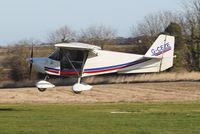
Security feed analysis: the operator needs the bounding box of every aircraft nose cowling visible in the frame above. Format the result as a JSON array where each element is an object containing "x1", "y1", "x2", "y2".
[{"x1": 27, "y1": 57, "x2": 47, "y2": 74}]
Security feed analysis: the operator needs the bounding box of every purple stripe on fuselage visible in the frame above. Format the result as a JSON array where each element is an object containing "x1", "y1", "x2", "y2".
[
  {"x1": 45, "y1": 58, "x2": 151, "y2": 74},
  {"x1": 84, "y1": 58, "x2": 150, "y2": 72}
]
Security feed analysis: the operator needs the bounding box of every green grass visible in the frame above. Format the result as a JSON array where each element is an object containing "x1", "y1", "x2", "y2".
[{"x1": 0, "y1": 103, "x2": 200, "y2": 134}]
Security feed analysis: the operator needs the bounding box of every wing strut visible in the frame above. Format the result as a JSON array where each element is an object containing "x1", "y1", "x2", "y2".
[{"x1": 65, "y1": 54, "x2": 81, "y2": 77}]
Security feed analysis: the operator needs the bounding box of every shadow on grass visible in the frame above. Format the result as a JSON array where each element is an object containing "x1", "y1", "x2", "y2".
[
  {"x1": 0, "y1": 108, "x2": 31, "y2": 112},
  {"x1": 0, "y1": 108, "x2": 17, "y2": 111}
]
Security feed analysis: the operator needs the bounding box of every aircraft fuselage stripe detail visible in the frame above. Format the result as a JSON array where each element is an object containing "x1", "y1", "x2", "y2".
[
  {"x1": 45, "y1": 58, "x2": 151, "y2": 75},
  {"x1": 84, "y1": 58, "x2": 150, "y2": 74}
]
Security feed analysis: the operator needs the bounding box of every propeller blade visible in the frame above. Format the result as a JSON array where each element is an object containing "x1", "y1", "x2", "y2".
[
  {"x1": 29, "y1": 63, "x2": 33, "y2": 79},
  {"x1": 29, "y1": 44, "x2": 34, "y2": 79},
  {"x1": 31, "y1": 44, "x2": 33, "y2": 58}
]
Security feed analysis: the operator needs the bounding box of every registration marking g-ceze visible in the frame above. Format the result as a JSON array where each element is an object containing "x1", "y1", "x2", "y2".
[{"x1": 151, "y1": 43, "x2": 171, "y2": 56}]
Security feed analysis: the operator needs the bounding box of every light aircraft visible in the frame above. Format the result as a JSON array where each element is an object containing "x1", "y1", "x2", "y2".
[{"x1": 27, "y1": 34, "x2": 175, "y2": 93}]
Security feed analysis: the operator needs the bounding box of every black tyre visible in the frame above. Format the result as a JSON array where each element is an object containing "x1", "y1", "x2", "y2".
[
  {"x1": 38, "y1": 88, "x2": 47, "y2": 92},
  {"x1": 73, "y1": 91, "x2": 82, "y2": 94}
]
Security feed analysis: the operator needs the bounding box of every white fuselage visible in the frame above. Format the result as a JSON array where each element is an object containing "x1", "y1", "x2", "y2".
[{"x1": 29, "y1": 49, "x2": 161, "y2": 77}]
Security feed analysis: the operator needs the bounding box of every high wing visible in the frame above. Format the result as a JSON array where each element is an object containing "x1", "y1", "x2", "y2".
[{"x1": 55, "y1": 42, "x2": 101, "y2": 51}]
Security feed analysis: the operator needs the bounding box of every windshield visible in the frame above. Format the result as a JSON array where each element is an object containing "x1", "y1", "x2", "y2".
[{"x1": 48, "y1": 48, "x2": 60, "y2": 61}]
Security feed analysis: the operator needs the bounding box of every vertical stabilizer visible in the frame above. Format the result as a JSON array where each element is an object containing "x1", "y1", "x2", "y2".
[{"x1": 145, "y1": 34, "x2": 175, "y2": 71}]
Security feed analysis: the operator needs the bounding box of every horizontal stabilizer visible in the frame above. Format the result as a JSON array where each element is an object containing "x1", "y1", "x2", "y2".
[{"x1": 143, "y1": 55, "x2": 162, "y2": 59}]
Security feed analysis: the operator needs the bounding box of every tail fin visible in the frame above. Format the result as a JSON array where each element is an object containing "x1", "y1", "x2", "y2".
[{"x1": 145, "y1": 34, "x2": 175, "y2": 71}]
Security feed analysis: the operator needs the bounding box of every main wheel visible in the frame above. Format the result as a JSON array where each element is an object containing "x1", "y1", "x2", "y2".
[
  {"x1": 73, "y1": 91, "x2": 82, "y2": 94},
  {"x1": 38, "y1": 88, "x2": 47, "y2": 92}
]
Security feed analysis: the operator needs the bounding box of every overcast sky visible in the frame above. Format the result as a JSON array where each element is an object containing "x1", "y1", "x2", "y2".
[{"x1": 0, "y1": 0, "x2": 182, "y2": 45}]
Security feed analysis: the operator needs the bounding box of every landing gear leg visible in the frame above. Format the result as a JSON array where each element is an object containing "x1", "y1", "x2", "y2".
[
  {"x1": 73, "y1": 77, "x2": 82, "y2": 94},
  {"x1": 44, "y1": 75, "x2": 49, "y2": 81}
]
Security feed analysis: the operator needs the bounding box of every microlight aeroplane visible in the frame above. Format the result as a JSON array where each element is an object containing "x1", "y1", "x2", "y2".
[{"x1": 27, "y1": 34, "x2": 175, "y2": 93}]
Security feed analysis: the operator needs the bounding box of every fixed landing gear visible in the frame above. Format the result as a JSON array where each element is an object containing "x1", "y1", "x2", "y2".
[
  {"x1": 36, "y1": 76, "x2": 92, "y2": 93},
  {"x1": 36, "y1": 75, "x2": 55, "y2": 92},
  {"x1": 72, "y1": 77, "x2": 92, "y2": 94}
]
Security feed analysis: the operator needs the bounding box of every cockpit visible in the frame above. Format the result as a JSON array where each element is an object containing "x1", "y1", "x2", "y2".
[{"x1": 48, "y1": 48, "x2": 87, "y2": 71}]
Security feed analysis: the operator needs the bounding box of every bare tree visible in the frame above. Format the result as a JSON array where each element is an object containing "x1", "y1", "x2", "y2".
[
  {"x1": 182, "y1": 0, "x2": 200, "y2": 70},
  {"x1": 182, "y1": 0, "x2": 200, "y2": 35},
  {"x1": 131, "y1": 11, "x2": 179, "y2": 37},
  {"x1": 79, "y1": 25, "x2": 117, "y2": 49},
  {"x1": 48, "y1": 25, "x2": 76, "y2": 43}
]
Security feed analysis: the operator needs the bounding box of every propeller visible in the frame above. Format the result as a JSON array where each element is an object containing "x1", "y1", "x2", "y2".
[{"x1": 29, "y1": 45, "x2": 34, "y2": 79}]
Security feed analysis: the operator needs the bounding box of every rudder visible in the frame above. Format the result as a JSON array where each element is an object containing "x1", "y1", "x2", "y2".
[{"x1": 145, "y1": 34, "x2": 175, "y2": 71}]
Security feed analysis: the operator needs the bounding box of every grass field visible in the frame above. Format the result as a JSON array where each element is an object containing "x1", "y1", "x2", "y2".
[{"x1": 0, "y1": 103, "x2": 200, "y2": 134}]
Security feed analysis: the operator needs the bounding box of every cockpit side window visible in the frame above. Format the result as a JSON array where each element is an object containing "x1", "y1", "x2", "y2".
[
  {"x1": 48, "y1": 48, "x2": 60, "y2": 61},
  {"x1": 60, "y1": 49, "x2": 87, "y2": 71}
]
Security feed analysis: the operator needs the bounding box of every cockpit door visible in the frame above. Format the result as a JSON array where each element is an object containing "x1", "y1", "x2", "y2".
[{"x1": 60, "y1": 48, "x2": 88, "y2": 76}]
